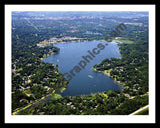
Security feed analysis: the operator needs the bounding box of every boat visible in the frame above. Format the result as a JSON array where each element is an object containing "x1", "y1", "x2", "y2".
[{"x1": 88, "y1": 75, "x2": 93, "y2": 78}]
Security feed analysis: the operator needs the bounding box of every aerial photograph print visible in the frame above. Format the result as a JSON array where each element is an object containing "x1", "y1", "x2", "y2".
[{"x1": 5, "y1": 4, "x2": 156, "y2": 123}]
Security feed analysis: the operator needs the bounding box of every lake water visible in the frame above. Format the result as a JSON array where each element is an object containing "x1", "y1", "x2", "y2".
[{"x1": 43, "y1": 41, "x2": 122, "y2": 97}]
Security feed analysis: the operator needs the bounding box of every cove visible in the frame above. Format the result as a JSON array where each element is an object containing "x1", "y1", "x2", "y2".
[{"x1": 43, "y1": 41, "x2": 123, "y2": 97}]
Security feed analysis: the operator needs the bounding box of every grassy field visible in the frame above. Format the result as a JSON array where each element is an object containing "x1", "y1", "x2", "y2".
[
  {"x1": 104, "y1": 69, "x2": 112, "y2": 76},
  {"x1": 113, "y1": 39, "x2": 134, "y2": 44},
  {"x1": 50, "y1": 94, "x2": 62, "y2": 101}
]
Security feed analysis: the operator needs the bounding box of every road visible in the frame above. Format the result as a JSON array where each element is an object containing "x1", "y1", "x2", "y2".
[
  {"x1": 129, "y1": 105, "x2": 149, "y2": 115},
  {"x1": 13, "y1": 93, "x2": 53, "y2": 115}
]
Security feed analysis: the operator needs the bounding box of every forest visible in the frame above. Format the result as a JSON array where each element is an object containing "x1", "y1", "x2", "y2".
[
  {"x1": 12, "y1": 11, "x2": 149, "y2": 115},
  {"x1": 21, "y1": 91, "x2": 148, "y2": 115},
  {"x1": 93, "y1": 38, "x2": 148, "y2": 96},
  {"x1": 20, "y1": 30, "x2": 149, "y2": 115}
]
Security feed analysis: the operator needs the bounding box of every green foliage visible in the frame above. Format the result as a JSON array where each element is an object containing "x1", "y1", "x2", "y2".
[
  {"x1": 135, "y1": 107, "x2": 149, "y2": 115},
  {"x1": 94, "y1": 35, "x2": 148, "y2": 96},
  {"x1": 12, "y1": 12, "x2": 148, "y2": 115},
  {"x1": 21, "y1": 92, "x2": 129, "y2": 115},
  {"x1": 110, "y1": 95, "x2": 148, "y2": 115}
]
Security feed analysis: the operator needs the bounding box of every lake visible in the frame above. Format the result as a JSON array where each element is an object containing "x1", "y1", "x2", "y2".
[{"x1": 43, "y1": 41, "x2": 123, "y2": 97}]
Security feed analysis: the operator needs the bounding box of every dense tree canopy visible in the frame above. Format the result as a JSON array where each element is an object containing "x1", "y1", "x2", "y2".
[{"x1": 12, "y1": 11, "x2": 148, "y2": 115}]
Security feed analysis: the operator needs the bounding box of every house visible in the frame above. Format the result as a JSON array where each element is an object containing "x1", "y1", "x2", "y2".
[
  {"x1": 124, "y1": 93, "x2": 130, "y2": 98},
  {"x1": 19, "y1": 99, "x2": 26, "y2": 103}
]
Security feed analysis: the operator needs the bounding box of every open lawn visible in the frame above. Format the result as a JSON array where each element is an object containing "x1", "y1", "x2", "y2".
[
  {"x1": 113, "y1": 39, "x2": 134, "y2": 44},
  {"x1": 50, "y1": 94, "x2": 62, "y2": 101}
]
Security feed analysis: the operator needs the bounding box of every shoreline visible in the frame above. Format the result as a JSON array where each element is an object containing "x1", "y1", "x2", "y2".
[
  {"x1": 92, "y1": 68, "x2": 125, "y2": 87},
  {"x1": 112, "y1": 39, "x2": 134, "y2": 44},
  {"x1": 40, "y1": 51, "x2": 58, "y2": 61},
  {"x1": 13, "y1": 51, "x2": 67, "y2": 115}
]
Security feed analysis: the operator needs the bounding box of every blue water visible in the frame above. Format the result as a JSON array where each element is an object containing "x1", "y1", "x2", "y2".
[{"x1": 43, "y1": 41, "x2": 122, "y2": 96}]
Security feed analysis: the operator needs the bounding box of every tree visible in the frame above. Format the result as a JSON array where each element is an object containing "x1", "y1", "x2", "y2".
[{"x1": 107, "y1": 90, "x2": 117, "y2": 97}]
